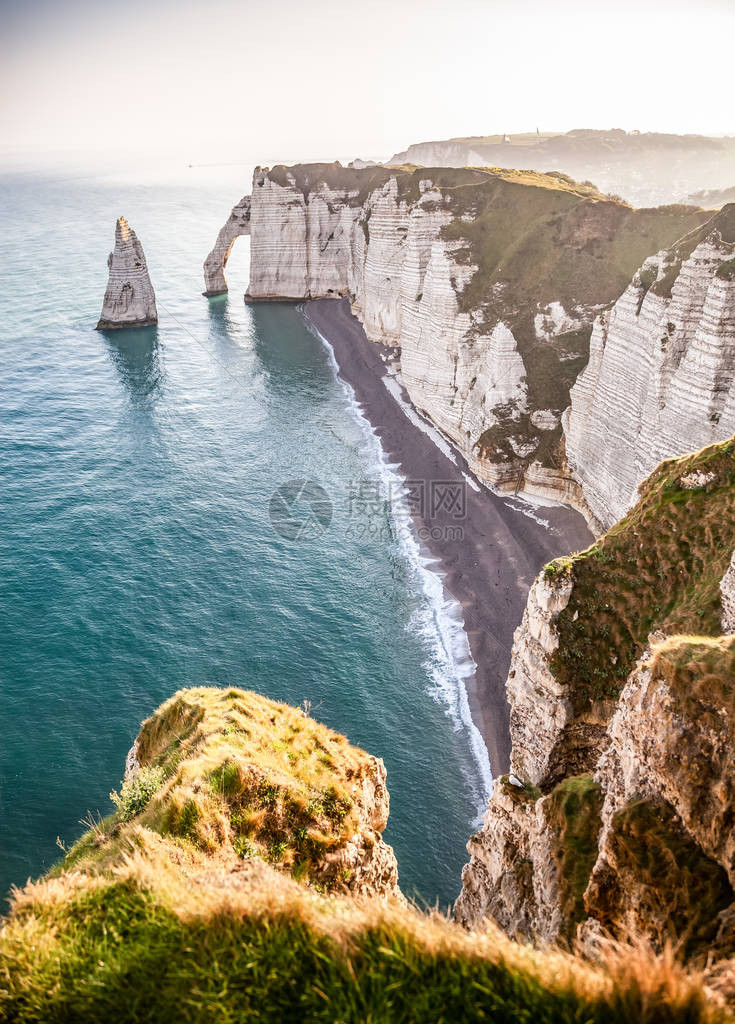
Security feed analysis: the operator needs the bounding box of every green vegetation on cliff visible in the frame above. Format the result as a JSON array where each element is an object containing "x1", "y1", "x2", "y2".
[
  {"x1": 1, "y1": 686, "x2": 729, "y2": 1023},
  {"x1": 261, "y1": 160, "x2": 711, "y2": 476},
  {"x1": 545, "y1": 775, "x2": 604, "y2": 932},
  {"x1": 650, "y1": 203, "x2": 735, "y2": 297},
  {"x1": 545, "y1": 438, "x2": 735, "y2": 709},
  {"x1": 58, "y1": 687, "x2": 392, "y2": 894},
  {"x1": 3, "y1": 865, "x2": 729, "y2": 1024},
  {"x1": 529, "y1": 443, "x2": 735, "y2": 964}
]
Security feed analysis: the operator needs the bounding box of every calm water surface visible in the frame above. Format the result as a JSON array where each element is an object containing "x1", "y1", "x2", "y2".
[{"x1": 0, "y1": 163, "x2": 486, "y2": 906}]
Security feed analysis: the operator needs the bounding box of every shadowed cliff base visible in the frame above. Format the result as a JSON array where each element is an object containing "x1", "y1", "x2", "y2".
[{"x1": 304, "y1": 297, "x2": 593, "y2": 776}]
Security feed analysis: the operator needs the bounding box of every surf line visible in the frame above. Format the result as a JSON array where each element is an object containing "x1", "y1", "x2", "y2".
[{"x1": 302, "y1": 311, "x2": 493, "y2": 817}]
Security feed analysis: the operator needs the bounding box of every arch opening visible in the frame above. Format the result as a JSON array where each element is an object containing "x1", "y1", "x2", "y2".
[{"x1": 202, "y1": 195, "x2": 251, "y2": 296}]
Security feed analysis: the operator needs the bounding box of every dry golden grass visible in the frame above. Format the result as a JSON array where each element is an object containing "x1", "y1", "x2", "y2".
[
  {"x1": 2, "y1": 851, "x2": 731, "y2": 1023},
  {"x1": 2, "y1": 684, "x2": 732, "y2": 1021},
  {"x1": 59, "y1": 686, "x2": 387, "y2": 889}
]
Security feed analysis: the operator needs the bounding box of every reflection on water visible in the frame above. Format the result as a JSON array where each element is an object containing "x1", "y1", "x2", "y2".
[{"x1": 101, "y1": 326, "x2": 162, "y2": 401}]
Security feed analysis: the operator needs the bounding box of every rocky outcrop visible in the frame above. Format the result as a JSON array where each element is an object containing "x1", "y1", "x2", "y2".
[
  {"x1": 585, "y1": 636, "x2": 735, "y2": 956},
  {"x1": 56, "y1": 686, "x2": 401, "y2": 902},
  {"x1": 455, "y1": 778, "x2": 561, "y2": 939},
  {"x1": 218, "y1": 162, "x2": 708, "y2": 499},
  {"x1": 564, "y1": 208, "x2": 735, "y2": 529},
  {"x1": 505, "y1": 570, "x2": 614, "y2": 790},
  {"x1": 457, "y1": 440, "x2": 735, "y2": 961},
  {"x1": 722, "y1": 552, "x2": 735, "y2": 634},
  {"x1": 203, "y1": 196, "x2": 251, "y2": 296},
  {"x1": 97, "y1": 216, "x2": 157, "y2": 330},
  {"x1": 247, "y1": 168, "x2": 361, "y2": 300}
]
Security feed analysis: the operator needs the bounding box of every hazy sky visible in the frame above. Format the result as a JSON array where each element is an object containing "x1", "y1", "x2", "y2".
[{"x1": 2, "y1": 0, "x2": 733, "y2": 168}]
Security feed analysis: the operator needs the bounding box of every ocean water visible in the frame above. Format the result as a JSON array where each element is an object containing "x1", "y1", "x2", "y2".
[{"x1": 0, "y1": 163, "x2": 488, "y2": 907}]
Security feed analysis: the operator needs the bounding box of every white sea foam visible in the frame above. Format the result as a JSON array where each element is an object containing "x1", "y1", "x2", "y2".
[{"x1": 305, "y1": 316, "x2": 493, "y2": 816}]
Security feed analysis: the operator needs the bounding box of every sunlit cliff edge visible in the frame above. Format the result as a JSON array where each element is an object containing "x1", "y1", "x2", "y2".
[{"x1": 204, "y1": 161, "x2": 727, "y2": 526}]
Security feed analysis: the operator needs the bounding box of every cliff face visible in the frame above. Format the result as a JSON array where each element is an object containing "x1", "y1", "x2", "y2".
[
  {"x1": 97, "y1": 216, "x2": 157, "y2": 330},
  {"x1": 456, "y1": 439, "x2": 735, "y2": 965},
  {"x1": 564, "y1": 207, "x2": 735, "y2": 529},
  {"x1": 585, "y1": 635, "x2": 735, "y2": 958},
  {"x1": 209, "y1": 163, "x2": 708, "y2": 500}
]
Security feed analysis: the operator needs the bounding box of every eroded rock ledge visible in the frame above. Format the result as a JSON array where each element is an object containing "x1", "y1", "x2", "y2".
[
  {"x1": 59, "y1": 686, "x2": 400, "y2": 900},
  {"x1": 456, "y1": 438, "x2": 735, "y2": 969}
]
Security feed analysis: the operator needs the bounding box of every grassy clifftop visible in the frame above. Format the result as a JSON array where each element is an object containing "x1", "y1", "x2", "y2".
[
  {"x1": 1, "y1": 685, "x2": 730, "y2": 1023},
  {"x1": 3, "y1": 863, "x2": 730, "y2": 1023},
  {"x1": 57, "y1": 687, "x2": 397, "y2": 896},
  {"x1": 545, "y1": 437, "x2": 735, "y2": 710}
]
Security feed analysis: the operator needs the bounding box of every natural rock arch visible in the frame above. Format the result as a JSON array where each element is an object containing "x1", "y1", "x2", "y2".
[{"x1": 202, "y1": 195, "x2": 251, "y2": 296}]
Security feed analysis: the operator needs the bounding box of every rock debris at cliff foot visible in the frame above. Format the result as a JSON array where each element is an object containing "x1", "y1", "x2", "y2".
[{"x1": 97, "y1": 216, "x2": 157, "y2": 330}]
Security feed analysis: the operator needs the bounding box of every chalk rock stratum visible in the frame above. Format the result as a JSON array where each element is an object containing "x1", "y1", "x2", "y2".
[
  {"x1": 564, "y1": 206, "x2": 735, "y2": 529},
  {"x1": 203, "y1": 163, "x2": 710, "y2": 503},
  {"x1": 203, "y1": 196, "x2": 251, "y2": 296},
  {"x1": 97, "y1": 217, "x2": 157, "y2": 330}
]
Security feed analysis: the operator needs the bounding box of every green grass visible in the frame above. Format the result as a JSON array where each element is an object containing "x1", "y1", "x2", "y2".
[
  {"x1": 652, "y1": 204, "x2": 735, "y2": 297},
  {"x1": 1, "y1": 681, "x2": 731, "y2": 1022},
  {"x1": 436, "y1": 171, "x2": 706, "y2": 471},
  {"x1": 260, "y1": 161, "x2": 712, "y2": 474},
  {"x1": 53, "y1": 686, "x2": 383, "y2": 893},
  {"x1": 716, "y1": 255, "x2": 735, "y2": 281},
  {"x1": 545, "y1": 775, "x2": 603, "y2": 934},
  {"x1": 0, "y1": 872, "x2": 728, "y2": 1024},
  {"x1": 649, "y1": 634, "x2": 735, "y2": 721},
  {"x1": 545, "y1": 438, "x2": 735, "y2": 711}
]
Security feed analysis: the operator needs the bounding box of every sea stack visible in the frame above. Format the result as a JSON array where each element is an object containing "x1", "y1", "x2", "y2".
[{"x1": 96, "y1": 216, "x2": 158, "y2": 330}]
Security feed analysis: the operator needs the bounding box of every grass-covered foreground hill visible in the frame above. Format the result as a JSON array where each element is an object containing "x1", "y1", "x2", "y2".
[{"x1": 1, "y1": 688, "x2": 733, "y2": 1021}]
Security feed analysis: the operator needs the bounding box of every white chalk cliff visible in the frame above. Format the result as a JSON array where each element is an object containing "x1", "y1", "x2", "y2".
[
  {"x1": 205, "y1": 165, "x2": 711, "y2": 503},
  {"x1": 97, "y1": 217, "x2": 157, "y2": 330},
  {"x1": 208, "y1": 163, "x2": 708, "y2": 495},
  {"x1": 205, "y1": 168, "x2": 530, "y2": 474},
  {"x1": 564, "y1": 211, "x2": 735, "y2": 529}
]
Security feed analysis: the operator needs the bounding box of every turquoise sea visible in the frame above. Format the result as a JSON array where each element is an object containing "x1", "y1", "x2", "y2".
[{"x1": 0, "y1": 162, "x2": 489, "y2": 907}]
